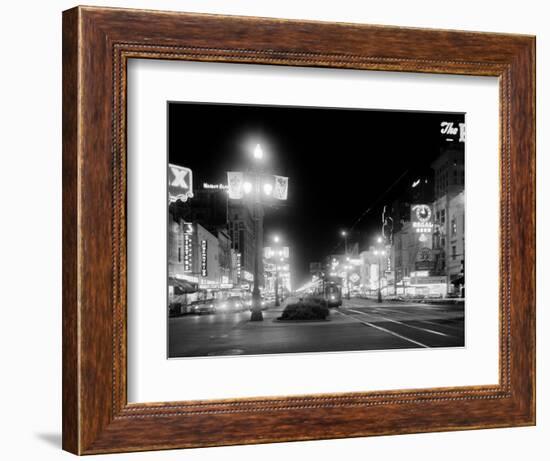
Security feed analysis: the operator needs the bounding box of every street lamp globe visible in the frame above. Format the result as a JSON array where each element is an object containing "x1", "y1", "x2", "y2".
[
  {"x1": 253, "y1": 143, "x2": 263, "y2": 160},
  {"x1": 263, "y1": 183, "x2": 273, "y2": 195},
  {"x1": 341, "y1": 230, "x2": 347, "y2": 237},
  {"x1": 377, "y1": 236, "x2": 383, "y2": 243}
]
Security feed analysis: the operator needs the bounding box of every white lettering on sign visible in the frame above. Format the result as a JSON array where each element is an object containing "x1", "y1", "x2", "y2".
[
  {"x1": 200, "y1": 240, "x2": 208, "y2": 277},
  {"x1": 441, "y1": 121, "x2": 458, "y2": 136},
  {"x1": 203, "y1": 183, "x2": 228, "y2": 190},
  {"x1": 183, "y1": 224, "x2": 192, "y2": 272},
  {"x1": 440, "y1": 121, "x2": 466, "y2": 143}
]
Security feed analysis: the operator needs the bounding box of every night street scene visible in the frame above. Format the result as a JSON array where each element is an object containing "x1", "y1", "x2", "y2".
[{"x1": 167, "y1": 102, "x2": 465, "y2": 358}]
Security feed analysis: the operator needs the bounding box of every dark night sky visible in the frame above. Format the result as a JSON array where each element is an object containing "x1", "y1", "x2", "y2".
[{"x1": 168, "y1": 102, "x2": 464, "y2": 288}]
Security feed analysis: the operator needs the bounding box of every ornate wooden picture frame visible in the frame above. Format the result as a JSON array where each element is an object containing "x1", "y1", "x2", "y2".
[{"x1": 62, "y1": 5, "x2": 535, "y2": 455}]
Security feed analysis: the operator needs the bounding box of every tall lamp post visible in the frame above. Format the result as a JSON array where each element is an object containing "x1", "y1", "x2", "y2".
[
  {"x1": 341, "y1": 230, "x2": 348, "y2": 254},
  {"x1": 271, "y1": 235, "x2": 288, "y2": 307},
  {"x1": 228, "y1": 142, "x2": 288, "y2": 321},
  {"x1": 341, "y1": 231, "x2": 350, "y2": 299},
  {"x1": 373, "y1": 236, "x2": 386, "y2": 303},
  {"x1": 243, "y1": 144, "x2": 268, "y2": 321}
]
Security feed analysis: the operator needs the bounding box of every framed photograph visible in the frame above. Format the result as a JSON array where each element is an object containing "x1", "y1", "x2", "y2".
[{"x1": 62, "y1": 6, "x2": 535, "y2": 455}]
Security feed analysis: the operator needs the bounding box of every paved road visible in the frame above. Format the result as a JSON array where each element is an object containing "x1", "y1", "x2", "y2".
[
  {"x1": 168, "y1": 298, "x2": 464, "y2": 358},
  {"x1": 337, "y1": 298, "x2": 464, "y2": 349}
]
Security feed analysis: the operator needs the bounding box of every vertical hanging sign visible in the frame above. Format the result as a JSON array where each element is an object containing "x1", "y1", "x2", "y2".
[
  {"x1": 200, "y1": 240, "x2": 208, "y2": 277},
  {"x1": 183, "y1": 222, "x2": 193, "y2": 272}
]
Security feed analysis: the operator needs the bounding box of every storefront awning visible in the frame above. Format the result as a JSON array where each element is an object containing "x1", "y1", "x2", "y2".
[{"x1": 169, "y1": 277, "x2": 198, "y2": 293}]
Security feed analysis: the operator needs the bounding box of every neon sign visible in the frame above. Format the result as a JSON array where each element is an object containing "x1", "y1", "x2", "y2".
[
  {"x1": 411, "y1": 204, "x2": 434, "y2": 242},
  {"x1": 203, "y1": 183, "x2": 228, "y2": 190},
  {"x1": 200, "y1": 240, "x2": 207, "y2": 277},
  {"x1": 183, "y1": 222, "x2": 192, "y2": 272},
  {"x1": 168, "y1": 164, "x2": 193, "y2": 203},
  {"x1": 440, "y1": 121, "x2": 466, "y2": 143}
]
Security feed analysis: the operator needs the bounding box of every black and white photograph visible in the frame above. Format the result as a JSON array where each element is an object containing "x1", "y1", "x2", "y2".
[{"x1": 167, "y1": 102, "x2": 466, "y2": 358}]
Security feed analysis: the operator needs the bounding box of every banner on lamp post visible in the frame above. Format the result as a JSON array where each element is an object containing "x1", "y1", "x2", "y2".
[
  {"x1": 227, "y1": 171, "x2": 244, "y2": 199},
  {"x1": 273, "y1": 175, "x2": 289, "y2": 200}
]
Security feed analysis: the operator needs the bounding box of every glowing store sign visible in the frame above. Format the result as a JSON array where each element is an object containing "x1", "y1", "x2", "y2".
[
  {"x1": 203, "y1": 183, "x2": 228, "y2": 190},
  {"x1": 182, "y1": 222, "x2": 193, "y2": 272},
  {"x1": 411, "y1": 204, "x2": 434, "y2": 234},
  {"x1": 440, "y1": 121, "x2": 466, "y2": 143},
  {"x1": 168, "y1": 164, "x2": 193, "y2": 203},
  {"x1": 183, "y1": 235, "x2": 192, "y2": 272},
  {"x1": 236, "y1": 253, "x2": 241, "y2": 279},
  {"x1": 200, "y1": 240, "x2": 208, "y2": 277}
]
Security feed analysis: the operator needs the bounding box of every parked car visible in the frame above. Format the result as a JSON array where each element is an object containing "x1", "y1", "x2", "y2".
[
  {"x1": 215, "y1": 296, "x2": 245, "y2": 313},
  {"x1": 189, "y1": 299, "x2": 216, "y2": 315},
  {"x1": 245, "y1": 297, "x2": 268, "y2": 311}
]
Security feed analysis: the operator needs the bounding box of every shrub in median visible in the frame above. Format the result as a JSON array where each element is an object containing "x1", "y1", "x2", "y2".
[{"x1": 278, "y1": 297, "x2": 329, "y2": 321}]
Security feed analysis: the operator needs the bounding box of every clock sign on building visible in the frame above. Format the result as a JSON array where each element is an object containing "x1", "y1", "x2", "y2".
[{"x1": 411, "y1": 204, "x2": 434, "y2": 242}]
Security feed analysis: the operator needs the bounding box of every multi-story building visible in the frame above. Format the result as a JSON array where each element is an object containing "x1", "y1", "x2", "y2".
[
  {"x1": 170, "y1": 184, "x2": 264, "y2": 291},
  {"x1": 431, "y1": 143, "x2": 465, "y2": 295},
  {"x1": 168, "y1": 215, "x2": 195, "y2": 281},
  {"x1": 216, "y1": 228, "x2": 232, "y2": 288},
  {"x1": 359, "y1": 247, "x2": 388, "y2": 295},
  {"x1": 432, "y1": 144, "x2": 465, "y2": 200},
  {"x1": 228, "y1": 201, "x2": 263, "y2": 288},
  {"x1": 263, "y1": 257, "x2": 291, "y2": 297},
  {"x1": 195, "y1": 223, "x2": 221, "y2": 291},
  {"x1": 392, "y1": 221, "x2": 429, "y2": 280},
  {"x1": 382, "y1": 143, "x2": 464, "y2": 297},
  {"x1": 168, "y1": 216, "x2": 223, "y2": 294}
]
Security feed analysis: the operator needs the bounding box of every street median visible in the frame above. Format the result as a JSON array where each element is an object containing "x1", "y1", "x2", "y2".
[{"x1": 277, "y1": 296, "x2": 330, "y2": 321}]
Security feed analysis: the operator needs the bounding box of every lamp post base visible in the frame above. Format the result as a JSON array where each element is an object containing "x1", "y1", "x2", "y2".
[{"x1": 250, "y1": 310, "x2": 263, "y2": 321}]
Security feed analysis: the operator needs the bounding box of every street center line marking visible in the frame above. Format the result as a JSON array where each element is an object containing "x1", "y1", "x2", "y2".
[
  {"x1": 346, "y1": 308, "x2": 451, "y2": 337},
  {"x1": 335, "y1": 310, "x2": 429, "y2": 348}
]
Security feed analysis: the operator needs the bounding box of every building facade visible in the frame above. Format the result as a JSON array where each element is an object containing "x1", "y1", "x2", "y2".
[
  {"x1": 431, "y1": 144, "x2": 465, "y2": 295},
  {"x1": 228, "y1": 200, "x2": 263, "y2": 287}
]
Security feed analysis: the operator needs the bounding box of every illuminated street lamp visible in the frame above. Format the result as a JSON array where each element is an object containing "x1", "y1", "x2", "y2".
[
  {"x1": 341, "y1": 230, "x2": 348, "y2": 255},
  {"x1": 227, "y1": 142, "x2": 289, "y2": 320},
  {"x1": 253, "y1": 143, "x2": 263, "y2": 160},
  {"x1": 263, "y1": 183, "x2": 273, "y2": 196},
  {"x1": 243, "y1": 144, "x2": 268, "y2": 320}
]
